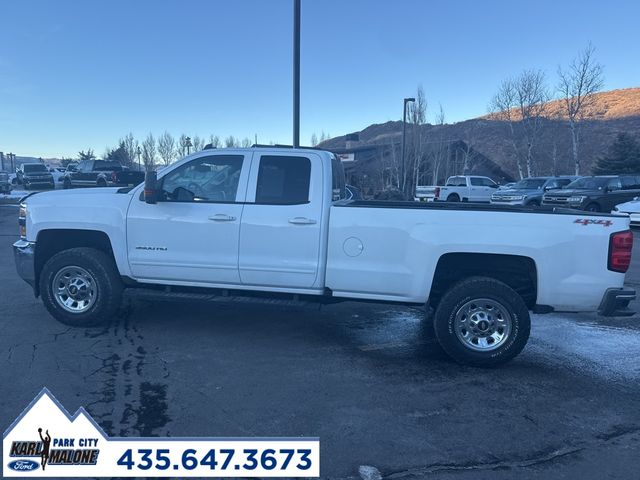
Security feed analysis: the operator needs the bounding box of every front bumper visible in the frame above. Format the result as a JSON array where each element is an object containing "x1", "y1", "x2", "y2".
[
  {"x1": 598, "y1": 287, "x2": 636, "y2": 317},
  {"x1": 13, "y1": 240, "x2": 36, "y2": 292}
]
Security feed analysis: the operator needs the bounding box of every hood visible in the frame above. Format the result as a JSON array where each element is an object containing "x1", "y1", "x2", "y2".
[
  {"x1": 493, "y1": 188, "x2": 543, "y2": 195},
  {"x1": 544, "y1": 188, "x2": 598, "y2": 197},
  {"x1": 23, "y1": 187, "x2": 123, "y2": 203},
  {"x1": 615, "y1": 200, "x2": 640, "y2": 214}
]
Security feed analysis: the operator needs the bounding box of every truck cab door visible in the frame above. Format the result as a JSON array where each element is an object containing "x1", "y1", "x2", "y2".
[
  {"x1": 126, "y1": 152, "x2": 251, "y2": 285},
  {"x1": 239, "y1": 152, "x2": 323, "y2": 288}
]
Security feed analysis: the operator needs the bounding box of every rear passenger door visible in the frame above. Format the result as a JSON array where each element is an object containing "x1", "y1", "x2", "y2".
[{"x1": 239, "y1": 152, "x2": 323, "y2": 288}]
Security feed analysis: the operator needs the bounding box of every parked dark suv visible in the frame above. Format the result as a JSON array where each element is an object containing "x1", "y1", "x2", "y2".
[
  {"x1": 491, "y1": 176, "x2": 578, "y2": 207},
  {"x1": 542, "y1": 175, "x2": 640, "y2": 212},
  {"x1": 16, "y1": 163, "x2": 55, "y2": 190}
]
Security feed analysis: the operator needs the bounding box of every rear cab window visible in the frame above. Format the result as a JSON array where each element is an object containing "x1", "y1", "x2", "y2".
[
  {"x1": 255, "y1": 155, "x2": 311, "y2": 205},
  {"x1": 447, "y1": 176, "x2": 466, "y2": 187},
  {"x1": 331, "y1": 155, "x2": 346, "y2": 201}
]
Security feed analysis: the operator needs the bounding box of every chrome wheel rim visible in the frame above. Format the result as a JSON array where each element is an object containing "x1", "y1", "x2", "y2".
[
  {"x1": 52, "y1": 266, "x2": 97, "y2": 313},
  {"x1": 454, "y1": 298, "x2": 512, "y2": 351}
]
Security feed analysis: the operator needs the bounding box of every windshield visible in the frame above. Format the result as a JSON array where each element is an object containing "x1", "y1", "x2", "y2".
[
  {"x1": 24, "y1": 164, "x2": 47, "y2": 172},
  {"x1": 514, "y1": 178, "x2": 547, "y2": 189},
  {"x1": 566, "y1": 177, "x2": 610, "y2": 190}
]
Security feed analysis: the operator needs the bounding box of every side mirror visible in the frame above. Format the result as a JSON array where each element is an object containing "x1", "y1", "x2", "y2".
[{"x1": 144, "y1": 171, "x2": 159, "y2": 204}]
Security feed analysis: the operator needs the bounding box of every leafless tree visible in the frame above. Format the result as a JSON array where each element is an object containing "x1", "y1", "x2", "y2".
[
  {"x1": 557, "y1": 43, "x2": 604, "y2": 175},
  {"x1": 241, "y1": 137, "x2": 252, "y2": 148},
  {"x1": 490, "y1": 69, "x2": 548, "y2": 178},
  {"x1": 141, "y1": 133, "x2": 156, "y2": 171},
  {"x1": 157, "y1": 132, "x2": 176, "y2": 166},
  {"x1": 405, "y1": 85, "x2": 427, "y2": 196},
  {"x1": 121, "y1": 132, "x2": 137, "y2": 167},
  {"x1": 431, "y1": 104, "x2": 449, "y2": 184},
  {"x1": 177, "y1": 134, "x2": 190, "y2": 157},
  {"x1": 224, "y1": 135, "x2": 238, "y2": 148},
  {"x1": 192, "y1": 135, "x2": 204, "y2": 152},
  {"x1": 208, "y1": 134, "x2": 220, "y2": 148},
  {"x1": 310, "y1": 133, "x2": 318, "y2": 146}
]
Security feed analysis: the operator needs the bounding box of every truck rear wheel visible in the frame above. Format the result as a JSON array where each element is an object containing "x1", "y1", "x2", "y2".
[
  {"x1": 433, "y1": 276, "x2": 530, "y2": 367},
  {"x1": 447, "y1": 193, "x2": 460, "y2": 202},
  {"x1": 39, "y1": 247, "x2": 122, "y2": 327}
]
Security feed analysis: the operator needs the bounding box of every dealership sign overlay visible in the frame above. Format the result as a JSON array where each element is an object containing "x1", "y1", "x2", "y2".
[{"x1": 3, "y1": 388, "x2": 319, "y2": 477}]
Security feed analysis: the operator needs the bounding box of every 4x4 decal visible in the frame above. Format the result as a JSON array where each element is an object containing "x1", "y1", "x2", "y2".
[{"x1": 574, "y1": 219, "x2": 613, "y2": 227}]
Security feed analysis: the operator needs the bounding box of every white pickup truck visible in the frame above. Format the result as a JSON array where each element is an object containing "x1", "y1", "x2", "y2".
[
  {"x1": 435, "y1": 175, "x2": 499, "y2": 202},
  {"x1": 13, "y1": 147, "x2": 636, "y2": 366}
]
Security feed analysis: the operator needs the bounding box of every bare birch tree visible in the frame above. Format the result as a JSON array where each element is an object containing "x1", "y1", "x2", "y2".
[
  {"x1": 490, "y1": 69, "x2": 548, "y2": 178},
  {"x1": 405, "y1": 85, "x2": 427, "y2": 196},
  {"x1": 431, "y1": 104, "x2": 448, "y2": 184},
  {"x1": 557, "y1": 43, "x2": 604, "y2": 175},
  {"x1": 192, "y1": 135, "x2": 204, "y2": 152},
  {"x1": 157, "y1": 131, "x2": 176, "y2": 166},
  {"x1": 177, "y1": 134, "x2": 189, "y2": 157},
  {"x1": 208, "y1": 134, "x2": 221, "y2": 148},
  {"x1": 141, "y1": 133, "x2": 156, "y2": 171},
  {"x1": 121, "y1": 132, "x2": 137, "y2": 167}
]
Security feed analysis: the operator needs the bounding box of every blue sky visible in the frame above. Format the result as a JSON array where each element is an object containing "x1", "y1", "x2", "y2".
[{"x1": 1, "y1": 0, "x2": 639, "y2": 158}]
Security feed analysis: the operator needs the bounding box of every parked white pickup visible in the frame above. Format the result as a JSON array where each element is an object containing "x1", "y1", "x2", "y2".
[
  {"x1": 435, "y1": 175, "x2": 499, "y2": 202},
  {"x1": 13, "y1": 147, "x2": 635, "y2": 366}
]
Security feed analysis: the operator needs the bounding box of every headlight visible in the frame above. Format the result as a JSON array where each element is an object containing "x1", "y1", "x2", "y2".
[
  {"x1": 18, "y1": 203, "x2": 27, "y2": 239},
  {"x1": 567, "y1": 196, "x2": 586, "y2": 203},
  {"x1": 506, "y1": 195, "x2": 524, "y2": 201}
]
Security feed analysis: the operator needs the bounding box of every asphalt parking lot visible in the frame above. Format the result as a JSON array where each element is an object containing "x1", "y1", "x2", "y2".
[{"x1": 1, "y1": 204, "x2": 640, "y2": 479}]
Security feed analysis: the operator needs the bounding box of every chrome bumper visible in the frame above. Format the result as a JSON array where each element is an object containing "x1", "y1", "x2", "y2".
[
  {"x1": 13, "y1": 240, "x2": 36, "y2": 292},
  {"x1": 598, "y1": 287, "x2": 636, "y2": 317}
]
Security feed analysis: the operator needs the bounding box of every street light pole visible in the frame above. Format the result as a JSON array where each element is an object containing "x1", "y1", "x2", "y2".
[
  {"x1": 401, "y1": 97, "x2": 415, "y2": 193},
  {"x1": 186, "y1": 136, "x2": 193, "y2": 155},
  {"x1": 292, "y1": 0, "x2": 301, "y2": 147}
]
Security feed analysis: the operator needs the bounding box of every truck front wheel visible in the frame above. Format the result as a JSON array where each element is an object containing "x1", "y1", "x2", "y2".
[
  {"x1": 433, "y1": 276, "x2": 530, "y2": 367},
  {"x1": 39, "y1": 247, "x2": 123, "y2": 327}
]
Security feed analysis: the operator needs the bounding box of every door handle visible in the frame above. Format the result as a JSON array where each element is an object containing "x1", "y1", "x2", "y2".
[
  {"x1": 288, "y1": 217, "x2": 317, "y2": 225},
  {"x1": 208, "y1": 214, "x2": 236, "y2": 222}
]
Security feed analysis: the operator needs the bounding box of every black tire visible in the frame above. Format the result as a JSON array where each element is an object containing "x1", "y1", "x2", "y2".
[
  {"x1": 447, "y1": 194, "x2": 460, "y2": 202},
  {"x1": 433, "y1": 276, "x2": 530, "y2": 367},
  {"x1": 97, "y1": 178, "x2": 107, "y2": 187},
  {"x1": 39, "y1": 247, "x2": 123, "y2": 327},
  {"x1": 527, "y1": 200, "x2": 540, "y2": 207},
  {"x1": 63, "y1": 178, "x2": 72, "y2": 189},
  {"x1": 585, "y1": 203, "x2": 600, "y2": 212}
]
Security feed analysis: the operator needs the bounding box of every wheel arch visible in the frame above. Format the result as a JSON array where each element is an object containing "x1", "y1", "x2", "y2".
[
  {"x1": 34, "y1": 229, "x2": 116, "y2": 297},
  {"x1": 428, "y1": 253, "x2": 538, "y2": 310}
]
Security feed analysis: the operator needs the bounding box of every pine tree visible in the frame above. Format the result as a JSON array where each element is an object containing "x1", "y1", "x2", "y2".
[{"x1": 593, "y1": 133, "x2": 640, "y2": 174}]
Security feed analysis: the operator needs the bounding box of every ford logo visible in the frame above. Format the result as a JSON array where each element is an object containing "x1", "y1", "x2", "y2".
[{"x1": 8, "y1": 459, "x2": 40, "y2": 471}]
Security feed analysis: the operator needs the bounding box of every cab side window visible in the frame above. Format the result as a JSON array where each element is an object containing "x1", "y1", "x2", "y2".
[
  {"x1": 160, "y1": 155, "x2": 244, "y2": 202},
  {"x1": 621, "y1": 176, "x2": 640, "y2": 190},
  {"x1": 607, "y1": 178, "x2": 622, "y2": 191},
  {"x1": 255, "y1": 156, "x2": 310, "y2": 205}
]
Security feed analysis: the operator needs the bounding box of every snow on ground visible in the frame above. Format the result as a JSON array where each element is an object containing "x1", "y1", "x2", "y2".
[
  {"x1": 0, "y1": 190, "x2": 29, "y2": 204},
  {"x1": 529, "y1": 313, "x2": 640, "y2": 381}
]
